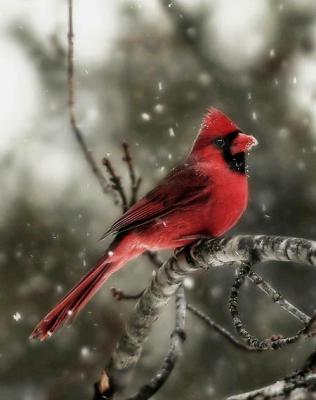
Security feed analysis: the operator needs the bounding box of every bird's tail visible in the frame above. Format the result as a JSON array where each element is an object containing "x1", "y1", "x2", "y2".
[{"x1": 30, "y1": 237, "x2": 141, "y2": 341}]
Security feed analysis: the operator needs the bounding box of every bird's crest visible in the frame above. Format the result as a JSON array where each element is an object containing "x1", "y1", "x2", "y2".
[{"x1": 201, "y1": 107, "x2": 239, "y2": 136}]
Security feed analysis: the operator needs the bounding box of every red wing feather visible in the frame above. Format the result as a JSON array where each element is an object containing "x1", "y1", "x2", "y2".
[{"x1": 102, "y1": 164, "x2": 211, "y2": 237}]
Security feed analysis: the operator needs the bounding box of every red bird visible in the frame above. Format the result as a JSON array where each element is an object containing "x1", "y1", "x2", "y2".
[{"x1": 31, "y1": 108, "x2": 257, "y2": 341}]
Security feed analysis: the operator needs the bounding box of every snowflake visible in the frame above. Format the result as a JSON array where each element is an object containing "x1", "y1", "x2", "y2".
[
  {"x1": 141, "y1": 113, "x2": 151, "y2": 121},
  {"x1": 13, "y1": 312, "x2": 22, "y2": 322}
]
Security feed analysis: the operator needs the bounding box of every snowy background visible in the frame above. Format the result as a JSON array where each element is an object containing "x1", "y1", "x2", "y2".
[{"x1": 2, "y1": 0, "x2": 316, "y2": 399}]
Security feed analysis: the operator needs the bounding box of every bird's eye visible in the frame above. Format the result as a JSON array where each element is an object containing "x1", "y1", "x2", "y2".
[{"x1": 214, "y1": 138, "x2": 226, "y2": 149}]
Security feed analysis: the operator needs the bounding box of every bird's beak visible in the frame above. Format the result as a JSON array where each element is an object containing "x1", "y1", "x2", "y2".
[{"x1": 231, "y1": 133, "x2": 258, "y2": 156}]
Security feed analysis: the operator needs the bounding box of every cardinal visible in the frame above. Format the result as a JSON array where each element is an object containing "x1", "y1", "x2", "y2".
[{"x1": 31, "y1": 108, "x2": 257, "y2": 341}]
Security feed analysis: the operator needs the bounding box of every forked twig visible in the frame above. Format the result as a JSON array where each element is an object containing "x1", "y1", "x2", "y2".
[
  {"x1": 102, "y1": 157, "x2": 128, "y2": 212},
  {"x1": 122, "y1": 141, "x2": 142, "y2": 206}
]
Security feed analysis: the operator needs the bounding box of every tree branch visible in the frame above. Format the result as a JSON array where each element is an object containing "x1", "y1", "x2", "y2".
[{"x1": 95, "y1": 235, "x2": 316, "y2": 398}]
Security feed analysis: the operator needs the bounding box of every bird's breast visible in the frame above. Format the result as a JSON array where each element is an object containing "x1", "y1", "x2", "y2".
[{"x1": 206, "y1": 172, "x2": 248, "y2": 237}]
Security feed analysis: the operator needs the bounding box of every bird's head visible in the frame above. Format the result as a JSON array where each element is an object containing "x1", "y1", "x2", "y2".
[{"x1": 191, "y1": 108, "x2": 258, "y2": 174}]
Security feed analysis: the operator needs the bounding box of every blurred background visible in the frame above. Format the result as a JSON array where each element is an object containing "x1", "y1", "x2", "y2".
[{"x1": 1, "y1": 0, "x2": 316, "y2": 399}]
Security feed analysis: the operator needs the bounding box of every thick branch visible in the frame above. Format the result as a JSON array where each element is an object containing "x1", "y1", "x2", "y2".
[{"x1": 97, "y1": 235, "x2": 316, "y2": 398}]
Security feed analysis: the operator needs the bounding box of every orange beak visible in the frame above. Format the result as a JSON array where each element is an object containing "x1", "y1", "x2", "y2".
[{"x1": 230, "y1": 133, "x2": 258, "y2": 156}]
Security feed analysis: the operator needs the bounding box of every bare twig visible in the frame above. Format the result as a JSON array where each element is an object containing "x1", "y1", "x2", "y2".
[
  {"x1": 122, "y1": 141, "x2": 142, "y2": 206},
  {"x1": 67, "y1": 0, "x2": 110, "y2": 195},
  {"x1": 102, "y1": 157, "x2": 128, "y2": 212},
  {"x1": 248, "y1": 271, "x2": 310, "y2": 325},
  {"x1": 187, "y1": 303, "x2": 261, "y2": 352}
]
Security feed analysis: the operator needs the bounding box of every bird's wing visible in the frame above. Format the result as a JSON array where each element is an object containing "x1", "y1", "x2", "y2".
[{"x1": 102, "y1": 164, "x2": 211, "y2": 237}]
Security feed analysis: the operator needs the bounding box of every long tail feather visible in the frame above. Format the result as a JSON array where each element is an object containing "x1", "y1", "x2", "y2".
[{"x1": 30, "y1": 254, "x2": 119, "y2": 341}]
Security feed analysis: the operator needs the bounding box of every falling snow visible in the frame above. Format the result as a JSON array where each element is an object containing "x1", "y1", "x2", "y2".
[
  {"x1": 141, "y1": 112, "x2": 151, "y2": 121},
  {"x1": 183, "y1": 277, "x2": 194, "y2": 289},
  {"x1": 80, "y1": 346, "x2": 91, "y2": 359},
  {"x1": 198, "y1": 73, "x2": 212, "y2": 86},
  {"x1": 56, "y1": 285, "x2": 63, "y2": 294},
  {"x1": 13, "y1": 312, "x2": 22, "y2": 322},
  {"x1": 154, "y1": 104, "x2": 165, "y2": 113},
  {"x1": 168, "y1": 127, "x2": 175, "y2": 137}
]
